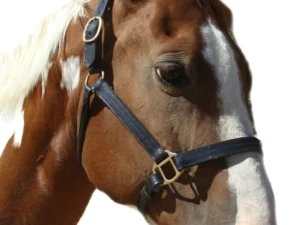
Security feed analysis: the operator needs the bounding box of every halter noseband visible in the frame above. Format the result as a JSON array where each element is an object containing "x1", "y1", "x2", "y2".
[{"x1": 77, "y1": 0, "x2": 262, "y2": 214}]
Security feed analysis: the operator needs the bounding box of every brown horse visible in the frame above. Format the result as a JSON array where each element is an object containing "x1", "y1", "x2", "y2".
[{"x1": 0, "y1": 0, "x2": 276, "y2": 224}]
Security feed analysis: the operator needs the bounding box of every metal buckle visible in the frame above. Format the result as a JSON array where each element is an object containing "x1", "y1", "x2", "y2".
[
  {"x1": 152, "y1": 150, "x2": 184, "y2": 186},
  {"x1": 83, "y1": 16, "x2": 103, "y2": 43}
]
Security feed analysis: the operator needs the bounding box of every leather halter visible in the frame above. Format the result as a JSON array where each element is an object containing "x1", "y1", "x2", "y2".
[{"x1": 77, "y1": 0, "x2": 262, "y2": 214}]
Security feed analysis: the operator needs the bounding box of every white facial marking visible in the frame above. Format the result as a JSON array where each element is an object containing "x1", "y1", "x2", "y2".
[
  {"x1": 0, "y1": 110, "x2": 25, "y2": 157},
  {"x1": 201, "y1": 20, "x2": 275, "y2": 224},
  {"x1": 60, "y1": 56, "x2": 80, "y2": 94}
]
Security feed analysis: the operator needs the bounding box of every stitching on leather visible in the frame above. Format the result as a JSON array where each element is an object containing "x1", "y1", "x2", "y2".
[{"x1": 97, "y1": 83, "x2": 163, "y2": 159}]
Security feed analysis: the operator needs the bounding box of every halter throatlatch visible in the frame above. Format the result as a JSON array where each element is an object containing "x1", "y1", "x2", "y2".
[{"x1": 78, "y1": 0, "x2": 263, "y2": 215}]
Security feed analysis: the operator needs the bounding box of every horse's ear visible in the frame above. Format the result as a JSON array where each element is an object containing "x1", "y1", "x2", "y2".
[{"x1": 209, "y1": 0, "x2": 233, "y2": 30}]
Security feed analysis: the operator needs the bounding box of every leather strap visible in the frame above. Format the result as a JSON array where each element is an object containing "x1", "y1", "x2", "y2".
[
  {"x1": 84, "y1": 0, "x2": 109, "y2": 74},
  {"x1": 173, "y1": 137, "x2": 262, "y2": 171},
  {"x1": 138, "y1": 174, "x2": 164, "y2": 213},
  {"x1": 95, "y1": 0, "x2": 109, "y2": 16},
  {"x1": 139, "y1": 137, "x2": 261, "y2": 212},
  {"x1": 92, "y1": 78, "x2": 167, "y2": 164},
  {"x1": 77, "y1": 0, "x2": 110, "y2": 163},
  {"x1": 77, "y1": 83, "x2": 93, "y2": 164}
]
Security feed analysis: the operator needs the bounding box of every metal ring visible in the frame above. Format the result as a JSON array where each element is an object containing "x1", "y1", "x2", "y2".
[
  {"x1": 84, "y1": 71, "x2": 105, "y2": 91},
  {"x1": 84, "y1": 73, "x2": 93, "y2": 91},
  {"x1": 152, "y1": 150, "x2": 184, "y2": 186},
  {"x1": 101, "y1": 71, "x2": 105, "y2": 80}
]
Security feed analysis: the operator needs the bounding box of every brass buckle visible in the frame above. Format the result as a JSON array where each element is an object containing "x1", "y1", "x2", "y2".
[
  {"x1": 152, "y1": 150, "x2": 184, "y2": 186},
  {"x1": 83, "y1": 16, "x2": 103, "y2": 43}
]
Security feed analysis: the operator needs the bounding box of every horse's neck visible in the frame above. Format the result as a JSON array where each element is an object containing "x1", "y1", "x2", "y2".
[{"x1": 0, "y1": 21, "x2": 93, "y2": 225}]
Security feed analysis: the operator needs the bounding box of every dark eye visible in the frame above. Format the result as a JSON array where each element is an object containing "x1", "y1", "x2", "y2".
[{"x1": 155, "y1": 62, "x2": 187, "y2": 86}]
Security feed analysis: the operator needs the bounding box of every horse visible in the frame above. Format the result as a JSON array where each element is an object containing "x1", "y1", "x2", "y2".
[{"x1": 0, "y1": 0, "x2": 276, "y2": 224}]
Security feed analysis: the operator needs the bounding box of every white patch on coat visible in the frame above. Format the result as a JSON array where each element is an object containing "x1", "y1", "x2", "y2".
[
  {"x1": 41, "y1": 70, "x2": 49, "y2": 98},
  {"x1": 0, "y1": 110, "x2": 25, "y2": 157},
  {"x1": 201, "y1": 20, "x2": 275, "y2": 224},
  {"x1": 0, "y1": 0, "x2": 87, "y2": 156},
  {"x1": 60, "y1": 56, "x2": 80, "y2": 94},
  {"x1": 41, "y1": 63, "x2": 52, "y2": 98},
  {"x1": 12, "y1": 111, "x2": 25, "y2": 147}
]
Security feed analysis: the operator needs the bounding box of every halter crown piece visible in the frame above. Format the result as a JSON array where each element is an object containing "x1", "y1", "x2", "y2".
[{"x1": 77, "y1": 0, "x2": 262, "y2": 214}]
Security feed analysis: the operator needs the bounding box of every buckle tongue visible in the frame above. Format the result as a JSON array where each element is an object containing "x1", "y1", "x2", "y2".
[{"x1": 152, "y1": 150, "x2": 184, "y2": 186}]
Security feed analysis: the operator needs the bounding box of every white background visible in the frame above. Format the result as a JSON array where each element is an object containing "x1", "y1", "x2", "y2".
[{"x1": 1, "y1": 0, "x2": 300, "y2": 224}]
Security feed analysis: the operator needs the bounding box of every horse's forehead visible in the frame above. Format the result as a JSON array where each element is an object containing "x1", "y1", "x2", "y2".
[
  {"x1": 114, "y1": 0, "x2": 203, "y2": 22},
  {"x1": 115, "y1": 0, "x2": 225, "y2": 16},
  {"x1": 113, "y1": 0, "x2": 229, "y2": 43}
]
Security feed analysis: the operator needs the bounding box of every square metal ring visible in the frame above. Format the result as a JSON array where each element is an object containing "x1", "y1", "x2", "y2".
[{"x1": 152, "y1": 150, "x2": 184, "y2": 186}]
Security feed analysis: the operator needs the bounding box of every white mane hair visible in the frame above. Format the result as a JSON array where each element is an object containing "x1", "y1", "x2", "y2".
[{"x1": 0, "y1": 0, "x2": 89, "y2": 153}]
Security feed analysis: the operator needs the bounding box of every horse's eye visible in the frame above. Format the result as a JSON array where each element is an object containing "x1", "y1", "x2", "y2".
[{"x1": 155, "y1": 62, "x2": 185, "y2": 86}]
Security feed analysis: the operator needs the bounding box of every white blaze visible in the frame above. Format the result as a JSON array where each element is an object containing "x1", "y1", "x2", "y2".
[
  {"x1": 201, "y1": 20, "x2": 275, "y2": 224},
  {"x1": 60, "y1": 56, "x2": 80, "y2": 94}
]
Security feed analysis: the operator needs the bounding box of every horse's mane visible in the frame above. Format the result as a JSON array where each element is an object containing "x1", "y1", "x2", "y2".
[{"x1": 0, "y1": 0, "x2": 88, "y2": 118}]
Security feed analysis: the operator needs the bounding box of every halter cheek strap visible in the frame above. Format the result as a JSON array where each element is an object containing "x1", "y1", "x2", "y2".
[
  {"x1": 78, "y1": 0, "x2": 262, "y2": 215},
  {"x1": 77, "y1": 0, "x2": 109, "y2": 163}
]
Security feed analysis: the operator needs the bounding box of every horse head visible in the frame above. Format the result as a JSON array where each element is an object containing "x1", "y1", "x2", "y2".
[
  {"x1": 79, "y1": 0, "x2": 276, "y2": 224},
  {"x1": 0, "y1": 0, "x2": 276, "y2": 224}
]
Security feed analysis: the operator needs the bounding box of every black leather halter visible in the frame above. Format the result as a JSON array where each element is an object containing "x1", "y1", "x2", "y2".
[{"x1": 77, "y1": 0, "x2": 262, "y2": 214}]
